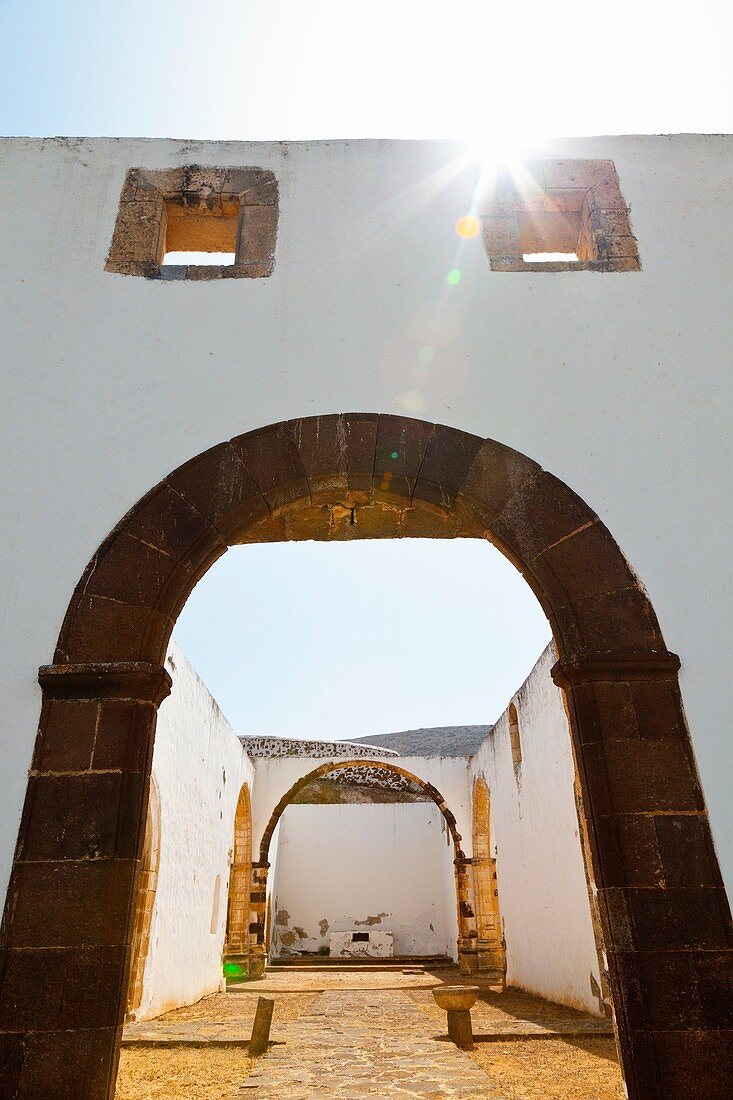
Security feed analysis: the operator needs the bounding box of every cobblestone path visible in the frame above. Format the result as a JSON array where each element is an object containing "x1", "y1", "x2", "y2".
[{"x1": 238, "y1": 989, "x2": 499, "y2": 1098}]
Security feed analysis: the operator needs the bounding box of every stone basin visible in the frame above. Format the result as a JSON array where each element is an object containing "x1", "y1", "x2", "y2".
[{"x1": 432, "y1": 985, "x2": 479, "y2": 1012}]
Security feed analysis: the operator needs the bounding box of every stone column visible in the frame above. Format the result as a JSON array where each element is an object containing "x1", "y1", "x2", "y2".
[
  {"x1": 248, "y1": 860, "x2": 270, "y2": 978},
  {"x1": 454, "y1": 854, "x2": 478, "y2": 974},
  {"x1": 553, "y1": 654, "x2": 733, "y2": 1100},
  {"x1": 471, "y1": 856, "x2": 505, "y2": 974},
  {"x1": 0, "y1": 660, "x2": 171, "y2": 1098}
]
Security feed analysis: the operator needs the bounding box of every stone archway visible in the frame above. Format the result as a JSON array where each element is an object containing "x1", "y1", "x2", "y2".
[
  {"x1": 0, "y1": 413, "x2": 730, "y2": 1099},
  {"x1": 224, "y1": 782, "x2": 253, "y2": 971},
  {"x1": 471, "y1": 777, "x2": 505, "y2": 976},
  {"x1": 252, "y1": 759, "x2": 475, "y2": 971}
]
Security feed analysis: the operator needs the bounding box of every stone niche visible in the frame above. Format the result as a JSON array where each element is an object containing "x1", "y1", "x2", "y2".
[
  {"x1": 330, "y1": 930, "x2": 394, "y2": 958},
  {"x1": 105, "y1": 165, "x2": 278, "y2": 280}
]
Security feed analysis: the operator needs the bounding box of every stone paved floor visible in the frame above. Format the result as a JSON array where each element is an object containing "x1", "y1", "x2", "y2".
[
  {"x1": 237, "y1": 989, "x2": 500, "y2": 1098},
  {"x1": 119, "y1": 968, "x2": 618, "y2": 1099}
]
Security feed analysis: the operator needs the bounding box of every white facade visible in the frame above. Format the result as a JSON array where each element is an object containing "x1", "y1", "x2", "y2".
[
  {"x1": 471, "y1": 645, "x2": 603, "y2": 1015},
  {"x1": 270, "y1": 802, "x2": 458, "y2": 958},
  {"x1": 137, "y1": 641, "x2": 254, "y2": 1020},
  {"x1": 0, "y1": 134, "x2": 731, "y2": 921}
]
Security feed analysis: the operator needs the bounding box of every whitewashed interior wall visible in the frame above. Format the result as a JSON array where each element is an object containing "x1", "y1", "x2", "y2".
[
  {"x1": 270, "y1": 802, "x2": 458, "y2": 958},
  {"x1": 471, "y1": 644, "x2": 603, "y2": 1015},
  {"x1": 136, "y1": 641, "x2": 254, "y2": 1020}
]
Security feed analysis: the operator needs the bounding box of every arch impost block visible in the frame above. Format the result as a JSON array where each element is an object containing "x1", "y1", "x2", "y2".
[
  {"x1": 38, "y1": 661, "x2": 172, "y2": 706},
  {"x1": 551, "y1": 651, "x2": 681, "y2": 687}
]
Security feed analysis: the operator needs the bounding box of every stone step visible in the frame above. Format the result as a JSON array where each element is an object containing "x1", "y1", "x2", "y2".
[{"x1": 267, "y1": 954, "x2": 453, "y2": 970}]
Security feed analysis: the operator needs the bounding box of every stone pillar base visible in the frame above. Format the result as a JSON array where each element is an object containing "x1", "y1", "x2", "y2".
[{"x1": 447, "y1": 1008, "x2": 474, "y2": 1049}]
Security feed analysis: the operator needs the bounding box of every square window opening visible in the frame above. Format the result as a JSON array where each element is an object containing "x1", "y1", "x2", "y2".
[
  {"x1": 352, "y1": 932, "x2": 370, "y2": 942},
  {"x1": 161, "y1": 196, "x2": 240, "y2": 267},
  {"x1": 480, "y1": 161, "x2": 641, "y2": 273},
  {"x1": 518, "y1": 207, "x2": 582, "y2": 263},
  {"x1": 105, "y1": 167, "x2": 278, "y2": 280}
]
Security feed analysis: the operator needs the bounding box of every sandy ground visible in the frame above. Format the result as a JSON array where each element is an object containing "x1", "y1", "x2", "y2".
[
  {"x1": 115, "y1": 1048, "x2": 253, "y2": 1100},
  {"x1": 157, "y1": 989, "x2": 316, "y2": 1023},
  {"x1": 115, "y1": 990, "x2": 316, "y2": 1099},
  {"x1": 469, "y1": 1037, "x2": 624, "y2": 1100}
]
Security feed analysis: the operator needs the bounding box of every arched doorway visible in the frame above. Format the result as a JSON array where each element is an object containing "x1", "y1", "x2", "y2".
[
  {"x1": 126, "y1": 778, "x2": 161, "y2": 1020},
  {"x1": 252, "y1": 759, "x2": 474, "y2": 970},
  {"x1": 224, "y1": 782, "x2": 253, "y2": 973},
  {"x1": 1, "y1": 414, "x2": 729, "y2": 1099},
  {"x1": 471, "y1": 777, "x2": 505, "y2": 976}
]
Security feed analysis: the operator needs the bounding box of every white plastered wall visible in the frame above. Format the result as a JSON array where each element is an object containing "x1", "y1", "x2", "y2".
[
  {"x1": 471, "y1": 644, "x2": 603, "y2": 1015},
  {"x1": 270, "y1": 802, "x2": 457, "y2": 958},
  {"x1": 135, "y1": 641, "x2": 254, "y2": 1020},
  {"x1": 0, "y1": 135, "x2": 732, "y2": 911}
]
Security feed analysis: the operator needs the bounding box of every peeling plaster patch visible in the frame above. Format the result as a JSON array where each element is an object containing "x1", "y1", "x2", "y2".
[
  {"x1": 276, "y1": 908, "x2": 290, "y2": 927},
  {"x1": 355, "y1": 913, "x2": 389, "y2": 926},
  {"x1": 319, "y1": 919, "x2": 329, "y2": 936},
  {"x1": 294, "y1": 926, "x2": 308, "y2": 939},
  {"x1": 279, "y1": 930, "x2": 297, "y2": 948}
]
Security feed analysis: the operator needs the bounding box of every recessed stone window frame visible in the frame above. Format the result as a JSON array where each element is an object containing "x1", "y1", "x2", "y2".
[
  {"x1": 105, "y1": 165, "x2": 278, "y2": 280},
  {"x1": 508, "y1": 701, "x2": 522, "y2": 771},
  {"x1": 479, "y1": 159, "x2": 641, "y2": 273}
]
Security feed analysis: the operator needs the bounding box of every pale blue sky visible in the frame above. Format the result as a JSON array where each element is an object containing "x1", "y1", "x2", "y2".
[
  {"x1": 2, "y1": 0, "x2": 726, "y2": 739},
  {"x1": 1, "y1": 1, "x2": 730, "y2": 140},
  {"x1": 174, "y1": 540, "x2": 551, "y2": 740}
]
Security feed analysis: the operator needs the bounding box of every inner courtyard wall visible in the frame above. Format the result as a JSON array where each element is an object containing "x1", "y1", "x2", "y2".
[
  {"x1": 270, "y1": 802, "x2": 458, "y2": 958},
  {"x1": 471, "y1": 644, "x2": 603, "y2": 1015},
  {"x1": 0, "y1": 134, "x2": 731, "y2": 915},
  {"x1": 137, "y1": 641, "x2": 254, "y2": 1020}
]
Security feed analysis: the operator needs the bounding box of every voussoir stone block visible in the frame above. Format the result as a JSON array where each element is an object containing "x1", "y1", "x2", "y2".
[
  {"x1": 167, "y1": 442, "x2": 269, "y2": 541},
  {"x1": 232, "y1": 422, "x2": 310, "y2": 511}
]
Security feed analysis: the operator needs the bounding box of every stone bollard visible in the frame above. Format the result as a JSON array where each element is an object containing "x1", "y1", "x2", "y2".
[
  {"x1": 432, "y1": 986, "x2": 479, "y2": 1050},
  {"x1": 248, "y1": 996, "x2": 275, "y2": 1055}
]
